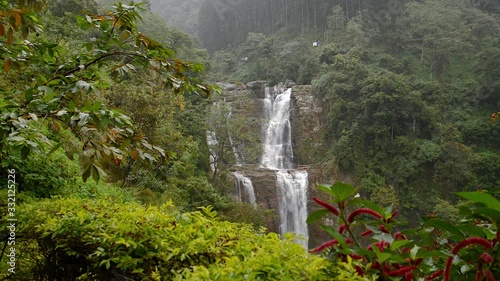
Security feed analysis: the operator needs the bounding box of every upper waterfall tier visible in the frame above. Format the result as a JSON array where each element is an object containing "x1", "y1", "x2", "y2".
[{"x1": 261, "y1": 87, "x2": 294, "y2": 170}]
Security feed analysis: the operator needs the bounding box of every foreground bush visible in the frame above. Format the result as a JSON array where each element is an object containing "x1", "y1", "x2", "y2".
[
  {"x1": 309, "y1": 182, "x2": 500, "y2": 281},
  {"x1": 4, "y1": 198, "x2": 329, "y2": 280}
]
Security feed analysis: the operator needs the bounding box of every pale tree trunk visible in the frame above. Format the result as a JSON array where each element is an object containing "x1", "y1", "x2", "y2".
[{"x1": 345, "y1": 0, "x2": 349, "y2": 20}]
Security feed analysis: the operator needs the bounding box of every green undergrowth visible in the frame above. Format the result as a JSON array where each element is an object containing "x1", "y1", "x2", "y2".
[{"x1": 1, "y1": 197, "x2": 333, "y2": 280}]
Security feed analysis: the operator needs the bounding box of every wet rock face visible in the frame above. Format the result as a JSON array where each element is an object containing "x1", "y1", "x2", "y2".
[
  {"x1": 233, "y1": 166, "x2": 335, "y2": 248},
  {"x1": 221, "y1": 89, "x2": 264, "y2": 164},
  {"x1": 290, "y1": 85, "x2": 326, "y2": 166},
  {"x1": 246, "y1": 80, "x2": 267, "y2": 90},
  {"x1": 234, "y1": 168, "x2": 280, "y2": 232}
]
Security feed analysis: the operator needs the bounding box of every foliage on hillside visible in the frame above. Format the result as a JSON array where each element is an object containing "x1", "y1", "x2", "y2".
[{"x1": 206, "y1": 0, "x2": 500, "y2": 222}]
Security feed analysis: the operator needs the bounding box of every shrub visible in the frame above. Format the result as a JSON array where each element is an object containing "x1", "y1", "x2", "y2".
[
  {"x1": 308, "y1": 182, "x2": 500, "y2": 281},
  {"x1": 3, "y1": 198, "x2": 330, "y2": 280},
  {"x1": 0, "y1": 150, "x2": 80, "y2": 198}
]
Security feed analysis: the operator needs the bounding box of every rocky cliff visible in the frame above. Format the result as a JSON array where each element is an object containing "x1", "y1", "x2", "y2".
[
  {"x1": 221, "y1": 83, "x2": 335, "y2": 248},
  {"x1": 290, "y1": 85, "x2": 326, "y2": 165}
]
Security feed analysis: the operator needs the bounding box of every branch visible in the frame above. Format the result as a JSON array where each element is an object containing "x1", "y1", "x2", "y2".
[{"x1": 44, "y1": 51, "x2": 143, "y2": 85}]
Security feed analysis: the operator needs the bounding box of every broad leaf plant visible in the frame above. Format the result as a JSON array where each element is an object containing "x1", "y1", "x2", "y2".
[{"x1": 309, "y1": 182, "x2": 499, "y2": 280}]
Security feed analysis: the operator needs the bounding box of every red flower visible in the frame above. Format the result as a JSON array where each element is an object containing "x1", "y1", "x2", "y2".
[
  {"x1": 349, "y1": 254, "x2": 365, "y2": 260},
  {"x1": 386, "y1": 211, "x2": 398, "y2": 223},
  {"x1": 368, "y1": 241, "x2": 390, "y2": 252},
  {"x1": 309, "y1": 239, "x2": 338, "y2": 253},
  {"x1": 444, "y1": 257, "x2": 453, "y2": 281},
  {"x1": 312, "y1": 197, "x2": 340, "y2": 216},
  {"x1": 426, "y1": 269, "x2": 444, "y2": 280},
  {"x1": 361, "y1": 229, "x2": 373, "y2": 237},
  {"x1": 347, "y1": 208, "x2": 383, "y2": 223},
  {"x1": 482, "y1": 269, "x2": 496, "y2": 281},
  {"x1": 480, "y1": 252, "x2": 494, "y2": 264},
  {"x1": 338, "y1": 223, "x2": 347, "y2": 234},
  {"x1": 354, "y1": 265, "x2": 364, "y2": 276},
  {"x1": 452, "y1": 237, "x2": 492, "y2": 255},
  {"x1": 378, "y1": 225, "x2": 389, "y2": 233},
  {"x1": 386, "y1": 266, "x2": 416, "y2": 276}
]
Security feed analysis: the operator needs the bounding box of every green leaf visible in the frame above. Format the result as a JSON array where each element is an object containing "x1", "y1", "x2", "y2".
[
  {"x1": 360, "y1": 200, "x2": 386, "y2": 216},
  {"x1": 329, "y1": 182, "x2": 357, "y2": 203},
  {"x1": 99, "y1": 259, "x2": 111, "y2": 269},
  {"x1": 82, "y1": 167, "x2": 91, "y2": 182},
  {"x1": 21, "y1": 146, "x2": 31, "y2": 159},
  {"x1": 317, "y1": 184, "x2": 335, "y2": 197},
  {"x1": 25, "y1": 89, "x2": 34, "y2": 102},
  {"x1": 390, "y1": 240, "x2": 411, "y2": 251},
  {"x1": 415, "y1": 250, "x2": 448, "y2": 259},
  {"x1": 456, "y1": 192, "x2": 500, "y2": 211},
  {"x1": 8, "y1": 136, "x2": 26, "y2": 142},
  {"x1": 92, "y1": 102, "x2": 102, "y2": 112},
  {"x1": 456, "y1": 224, "x2": 487, "y2": 238},
  {"x1": 48, "y1": 143, "x2": 62, "y2": 155},
  {"x1": 409, "y1": 245, "x2": 419, "y2": 260},
  {"x1": 190, "y1": 62, "x2": 205, "y2": 72},
  {"x1": 306, "y1": 209, "x2": 330, "y2": 223},
  {"x1": 91, "y1": 165, "x2": 100, "y2": 182},
  {"x1": 372, "y1": 246, "x2": 391, "y2": 263},
  {"x1": 68, "y1": 100, "x2": 76, "y2": 111},
  {"x1": 39, "y1": 86, "x2": 55, "y2": 102},
  {"x1": 424, "y1": 219, "x2": 465, "y2": 239},
  {"x1": 321, "y1": 225, "x2": 348, "y2": 249},
  {"x1": 474, "y1": 208, "x2": 500, "y2": 224}
]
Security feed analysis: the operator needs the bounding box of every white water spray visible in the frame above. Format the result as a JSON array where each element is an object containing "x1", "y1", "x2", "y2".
[
  {"x1": 276, "y1": 170, "x2": 309, "y2": 248},
  {"x1": 261, "y1": 86, "x2": 309, "y2": 248},
  {"x1": 233, "y1": 172, "x2": 256, "y2": 206},
  {"x1": 261, "y1": 87, "x2": 294, "y2": 170}
]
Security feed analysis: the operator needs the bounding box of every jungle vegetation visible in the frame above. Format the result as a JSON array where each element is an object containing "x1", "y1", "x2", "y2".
[{"x1": 1, "y1": 0, "x2": 499, "y2": 280}]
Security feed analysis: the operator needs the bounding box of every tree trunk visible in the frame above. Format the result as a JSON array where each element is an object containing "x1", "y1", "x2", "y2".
[
  {"x1": 421, "y1": 40, "x2": 425, "y2": 64},
  {"x1": 345, "y1": 0, "x2": 349, "y2": 20}
]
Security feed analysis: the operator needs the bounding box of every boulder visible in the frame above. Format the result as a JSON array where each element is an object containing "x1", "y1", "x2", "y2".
[{"x1": 246, "y1": 80, "x2": 267, "y2": 90}]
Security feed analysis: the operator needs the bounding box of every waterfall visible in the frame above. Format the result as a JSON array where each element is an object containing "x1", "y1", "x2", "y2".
[
  {"x1": 233, "y1": 172, "x2": 256, "y2": 206},
  {"x1": 261, "y1": 87, "x2": 294, "y2": 170},
  {"x1": 207, "y1": 101, "x2": 244, "y2": 169},
  {"x1": 276, "y1": 170, "x2": 309, "y2": 248},
  {"x1": 206, "y1": 131, "x2": 218, "y2": 172},
  {"x1": 261, "y1": 86, "x2": 309, "y2": 248}
]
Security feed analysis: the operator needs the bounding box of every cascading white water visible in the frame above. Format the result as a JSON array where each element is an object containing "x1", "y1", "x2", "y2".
[
  {"x1": 207, "y1": 101, "x2": 244, "y2": 169},
  {"x1": 233, "y1": 172, "x2": 256, "y2": 206},
  {"x1": 261, "y1": 86, "x2": 309, "y2": 248},
  {"x1": 261, "y1": 87, "x2": 294, "y2": 170},
  {"x1": 206, "y1": 131, "x2": 218, "y2": 172},
  {"x1": 276, "y1": 170, "x2": 309, "y2": 248}
]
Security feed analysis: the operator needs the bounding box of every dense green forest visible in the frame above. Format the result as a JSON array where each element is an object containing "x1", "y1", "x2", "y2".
[
  {"x1": 196, "y1": 0, "x2": 500, "y2": 222},
  {"x1": 1, "y1": 0, "x2": 499, "y2": 280}
]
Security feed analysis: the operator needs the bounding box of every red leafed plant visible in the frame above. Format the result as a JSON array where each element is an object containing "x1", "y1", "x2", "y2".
[{"x1": 307, "y1": 182, "x2": 500, "y2": 280}]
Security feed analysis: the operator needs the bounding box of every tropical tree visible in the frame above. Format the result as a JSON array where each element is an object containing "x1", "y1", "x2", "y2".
[{"x1": 0, "y1": 0, "x2": 213, "y2": 181}]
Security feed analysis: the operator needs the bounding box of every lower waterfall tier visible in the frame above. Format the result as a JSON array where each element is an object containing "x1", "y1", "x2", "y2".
[{"x1": 276, "y1": 170, "x2": 309, "y2": 248}]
